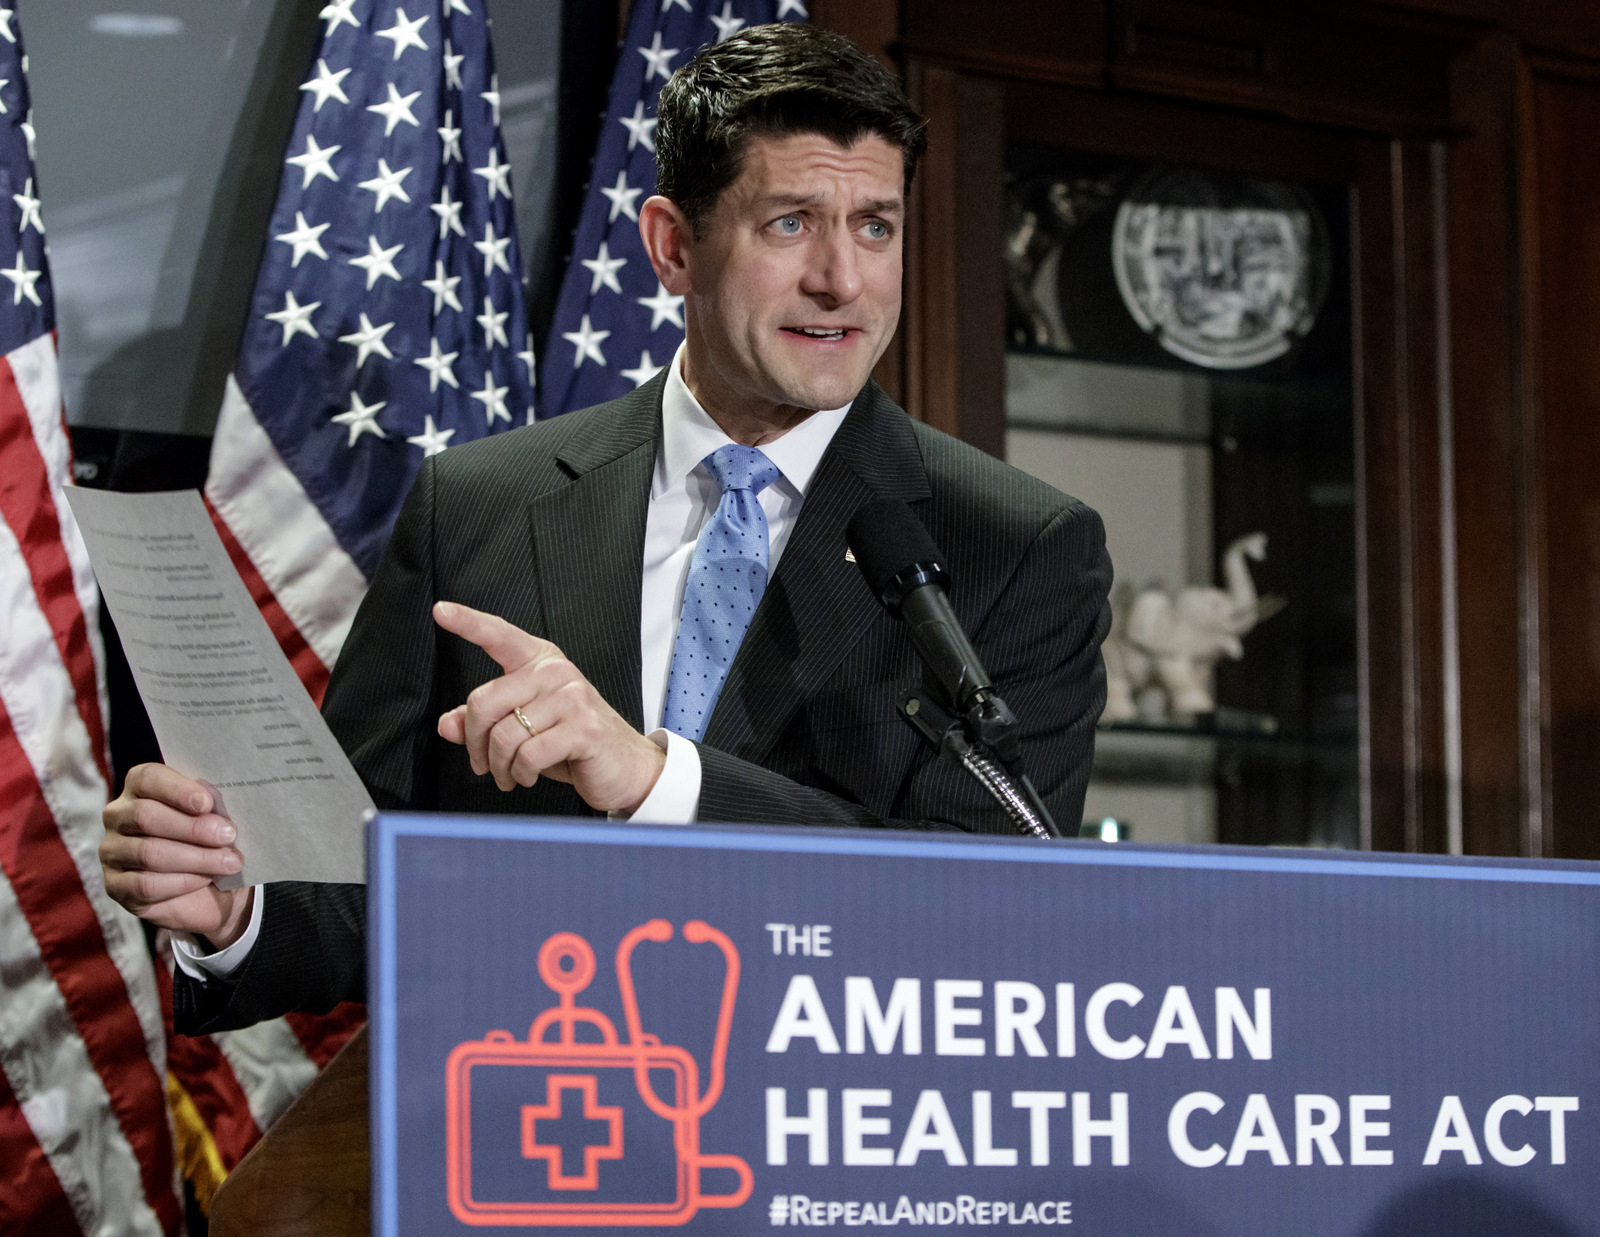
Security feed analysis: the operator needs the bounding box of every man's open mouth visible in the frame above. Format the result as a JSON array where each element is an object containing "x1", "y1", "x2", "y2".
[{"x1": 783, "y1": 327, "x2": 851, "y2": 342}]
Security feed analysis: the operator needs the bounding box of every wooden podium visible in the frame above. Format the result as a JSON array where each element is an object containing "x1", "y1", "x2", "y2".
[{"x1": 209, "y1": 1026, "x2": 370, "y2": 1237}]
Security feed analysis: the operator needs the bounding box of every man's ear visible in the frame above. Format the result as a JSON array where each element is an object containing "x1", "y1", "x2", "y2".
[{"x1": 638, "y1": 195, "x2": 694, "y2": 296}]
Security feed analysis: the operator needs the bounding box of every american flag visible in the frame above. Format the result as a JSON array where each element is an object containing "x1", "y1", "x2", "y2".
[
  {"x1": 190, "y1": 0, "x2": 531, "y2": 1200},
  {"x1": 0, "y1": 10, "x2": 180, "y2": 1236},
  {"x1": 540, "y1": 0, "x2": 806, "y2": 418},
  {"x1": 207, "y1": 0, "x2": 534, "y2": 701}
]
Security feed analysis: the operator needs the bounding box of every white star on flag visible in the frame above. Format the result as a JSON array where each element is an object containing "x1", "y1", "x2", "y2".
[
  {"x1": 638, "y1": 281, "x2": 685, "y2": 330},
  {"x1": 13, "y1": 175, "x2": 42, "y2": 234},
  {"x1": 638, "y1": 31, "x2": 678, "y2": 81},
  {"x1": 414, "y1": 338, "x2": 460, "y2": 391},
  {"x1": 275, "y1": 210, "x2": 330, "y2": 266},
  {"x1": 580, "y1": 241, "x2": 627, "y2": 296},
  {"x1": 438, "y1": 109, "x2": 463, "y2": 163},
  {"x1": 518, "y1": 336, "x2": 537, "y2": 386},
  {"x1": 563, "y1": 313, "x2": 610, "y2": 367},
  {"x1": 619, "y1": 100, "x2": 657, "y2": 152},
  {"x1": 661, "y1": 0, "x2": 692, "y2": 11},
  {"x1": 0, "y1": 8, "x2": 16, "y2": 43},
  {"x1": 368, "y1": 82, "x2": 422, "y2": 135},
  {"x1": 473, "y1": 221, "x2": 511, "y2": 276},
  {"x1": 621, "y1": 351, "x2": 664, "y2": 387},
  {"x1": 300, "y1": 58, "x2": 351, "y2": 111},
  {"x1": 443, "y1": 40, "x2": 464, "y2": 89},
  {"x1": 474, "y1": 148, "x2": 512, "y2": 201},
  {"x1": 331, "y1": 390, "x2": 386, "y2": 445},
  {"x1": 360, "y1": 158, "x2": 413, "y2": 212},
  {"x1": 286, "y1": 133, "x2": 341, "y2": 188},
  {"x1": 407, "y1": 414, "x2": 455, "y2": 456},
  {"x1": 446, "y1": 0, "x2": 472, "y2": 14},
  {"x1": 0, "y1": 77, "x2": 9, "y2": 114},
  {"x1": 349, "y1": 234, "x2": 404, "y2": 289},
  {"x1": 376, "y1": 7, "x2": 430, "y2": 59},
  {"x1": 319, "y1": 0, "x2": 359, "y2": 34},
  {"x1": 476, "y1": 295, "x2": 509, "y2": 348},
  {"x1": 422, "y1": 259, "x2": 463, "y2": 312},
  {"x1": 265, "y1": 290, "x2": 320, "y2": 345},
  {"x1": 433, "y1": 183, "x2": 466, "y2": 237},
  {"x1": 777, "y1": 0, "x2": 807, "y2": 17},
  {"x1": 600, "y1": 170, "x2": 642, "y2": 223},
  {"x1": 710, "y1": 2, "x2": 746, "y2": 41},
  {"x1": 5, "y1": 254, "x2": 46, "y2": 307},
  {"x1": 471, "y1": 371, "x2": 511, "y2": 424},
  {"x1": 339, "y1": 312, "x2": 396, "y2": 366},
  {"x1": 482, "y1": 73, "x2": 501, "y2": 125}
]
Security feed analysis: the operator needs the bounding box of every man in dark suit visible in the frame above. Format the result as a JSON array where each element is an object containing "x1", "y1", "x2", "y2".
[{"x1": 99, "y1": 24, "x2": 1111, "y2": 1033}]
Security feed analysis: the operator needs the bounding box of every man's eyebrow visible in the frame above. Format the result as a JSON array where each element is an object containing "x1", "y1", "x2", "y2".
[
  {"x1": 856, "y1": 197, "x2": 904, "y2": 215},
  {"x1": 754, "y1": 192, "x2": 905, "y2": 214}
]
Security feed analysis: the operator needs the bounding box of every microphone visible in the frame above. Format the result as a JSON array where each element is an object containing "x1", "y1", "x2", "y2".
[
  {"x1": 846, "y1": 500, "x2": 1060, "y2": 839},
  {"x1": 845, "y1": 499, "x2": 994, "y2": 718}
]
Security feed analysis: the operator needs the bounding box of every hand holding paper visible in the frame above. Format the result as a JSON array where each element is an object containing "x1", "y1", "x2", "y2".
[
  {"x1": 65, "y1": 487, "x2": 372, "y2": 900},
  {"x1": 100, "y1": 763, "x2": 255, "y2": 945}
]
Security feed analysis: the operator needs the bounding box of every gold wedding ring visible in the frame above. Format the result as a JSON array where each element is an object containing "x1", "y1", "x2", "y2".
[{"x1": 513, "y1": 705, "x2": 538, "y2": 738}]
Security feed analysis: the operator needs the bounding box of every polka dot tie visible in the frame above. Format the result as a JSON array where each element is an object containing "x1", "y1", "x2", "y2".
[{"x1": 661, "y1": 444, "x2": 782, "y2": 742}]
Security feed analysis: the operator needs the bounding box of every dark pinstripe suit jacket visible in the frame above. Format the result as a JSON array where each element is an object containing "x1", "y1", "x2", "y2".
[{"x1": 174, "y1": 375, "x2": 1111, "y2": 1034}]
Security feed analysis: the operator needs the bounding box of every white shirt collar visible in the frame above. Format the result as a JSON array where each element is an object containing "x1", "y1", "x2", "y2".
[{"x1": 656, "y1": 343, "x2": 854, "y2": 499}]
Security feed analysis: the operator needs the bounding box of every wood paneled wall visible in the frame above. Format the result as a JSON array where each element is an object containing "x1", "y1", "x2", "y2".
[
  {"x1": 812, "y1": 0, "x2": 1600, "y2": 858},
  {"x1": 1527, "y1": 60, "x2": 1600, "y2": 859}
]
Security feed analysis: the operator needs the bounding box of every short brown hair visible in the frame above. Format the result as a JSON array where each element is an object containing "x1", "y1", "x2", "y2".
[{"x1": 655, "y1": 23, "x2": 927, "y2": 237}]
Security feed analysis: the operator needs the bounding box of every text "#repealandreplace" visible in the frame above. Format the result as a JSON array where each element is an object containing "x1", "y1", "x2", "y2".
[{"x1": 770, "y1": 1195, "x2": 1072, "y2": 1226}]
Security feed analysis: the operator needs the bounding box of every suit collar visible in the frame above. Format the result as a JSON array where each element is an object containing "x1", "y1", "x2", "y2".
[
  {"x1": 551, "y1": 371, "x2": 664, "y2": 478},
  {"x1": 529, "y1": 377, "x2": 666, "y2": 731},
  {"x1": 826, "y1": 380, "x2": 931, "y2": 504}
]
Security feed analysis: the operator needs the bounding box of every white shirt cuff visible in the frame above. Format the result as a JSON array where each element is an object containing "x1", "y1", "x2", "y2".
[
  {"x1": 171, "y1": 885, "x2": 263, "y2": 982},
  {"x1": 611, "y1": 728, "x2": 700, "y2": 824}
]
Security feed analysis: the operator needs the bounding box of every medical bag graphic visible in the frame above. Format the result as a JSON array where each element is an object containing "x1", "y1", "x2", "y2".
[{"x1": 445, "y1": 920, "x2": 753, "y2": 1226}]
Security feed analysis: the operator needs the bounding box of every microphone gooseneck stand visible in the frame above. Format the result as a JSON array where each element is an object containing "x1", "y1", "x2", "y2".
[{"x1": 896, "y1": 689, "x2": 1059, "y2": 840}]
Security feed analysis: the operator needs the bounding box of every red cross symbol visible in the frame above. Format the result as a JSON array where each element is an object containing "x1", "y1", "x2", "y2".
[{"x1": 520, "y1": 1074, "x2": 624, "y2": 1190}]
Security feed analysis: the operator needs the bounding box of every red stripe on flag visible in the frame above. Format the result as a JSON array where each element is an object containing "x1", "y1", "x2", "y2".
[
  {"x1": 152, "y1": 955, "x2": 262, "y2": 1171},
  {"x1": 0, "y1": 702, "x2": 180, "y2": 1233},
  {"x1": 203, "y1": 496, "x2": 330, "y2": 706},
  {"x1": 285, "y1": 1001, "x2": 368, "y2": 1070},
  {"x1": 0, "y1": 1067, "x2": 83, "y2": 1237},
  {"x1": 0, "y1": 352, "x2": 111, "y2": 787}
]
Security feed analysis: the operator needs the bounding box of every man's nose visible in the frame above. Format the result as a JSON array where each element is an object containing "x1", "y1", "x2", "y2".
[{"x1": 798, "y1": 225, "x2": 863, "y2": 308}]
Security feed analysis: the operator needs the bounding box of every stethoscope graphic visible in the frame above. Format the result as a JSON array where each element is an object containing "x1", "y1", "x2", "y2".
[{"x1": 446, "y1": 919, "x2": 751, "y2": 1225}]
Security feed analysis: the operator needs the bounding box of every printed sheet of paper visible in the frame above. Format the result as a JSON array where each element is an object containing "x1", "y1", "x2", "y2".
[{"x1": 65, "y1": 487, "x2": 371, "y2": 887}]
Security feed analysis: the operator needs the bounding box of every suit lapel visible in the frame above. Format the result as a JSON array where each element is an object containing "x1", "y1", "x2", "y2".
[
  {"x1": 525, "y1": 379, "x2": 663, "y2": 732},
  {"x1": 703, "y1": 383, "x2": 931, "y2": 761}
]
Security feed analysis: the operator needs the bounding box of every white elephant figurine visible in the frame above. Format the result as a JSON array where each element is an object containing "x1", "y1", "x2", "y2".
[{"x1": 1101, "y1": 532, "x2": 1284, "y2": 724}]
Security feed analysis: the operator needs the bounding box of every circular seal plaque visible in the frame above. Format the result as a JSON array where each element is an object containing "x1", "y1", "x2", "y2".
[{"x1": 1111, "y1": 167, "x2": 1329, "y2": 370}]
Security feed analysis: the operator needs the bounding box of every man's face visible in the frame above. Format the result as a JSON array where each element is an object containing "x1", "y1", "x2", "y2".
[{"x1": 682, "y1": 131, "x2": 904, "y2": 416}]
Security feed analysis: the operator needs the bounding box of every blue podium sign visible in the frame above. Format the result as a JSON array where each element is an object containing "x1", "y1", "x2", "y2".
[{"x1": 369, "y1": 815, "x2": 1600, "y2": 1236}]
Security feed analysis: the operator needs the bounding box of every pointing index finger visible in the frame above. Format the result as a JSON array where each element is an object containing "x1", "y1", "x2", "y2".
[{"x1": 433, "y1": 601, "x2": 553, "y2": 672}]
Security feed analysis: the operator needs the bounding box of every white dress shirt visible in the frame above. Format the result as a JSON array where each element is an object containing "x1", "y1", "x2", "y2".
[{"x1": 176, "y1": 345, "x2": 852, "y2": 981}]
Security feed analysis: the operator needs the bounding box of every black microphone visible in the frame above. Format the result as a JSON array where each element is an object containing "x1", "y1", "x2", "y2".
[
  {"x1": 845, "y1": 499, "x2": 1059, "y2": 839},
  {"x1": 845, "y1": 499, "x2": 993, "y2": 715}
]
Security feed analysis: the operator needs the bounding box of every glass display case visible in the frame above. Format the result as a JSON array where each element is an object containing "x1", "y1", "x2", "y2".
[{"x1": 1001, "y1": 148, "x2": 1359, "y2": 848}]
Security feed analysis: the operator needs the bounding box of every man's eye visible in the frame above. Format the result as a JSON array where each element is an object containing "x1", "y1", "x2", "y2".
[
  {"x1": 777, "y1": 216, "x2": 802, "y2": 235},
  {"x1": 863, "y1": 220, "x2": 889, "y2": 240}
]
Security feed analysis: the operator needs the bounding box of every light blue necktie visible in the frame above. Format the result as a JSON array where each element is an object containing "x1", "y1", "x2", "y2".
[{"x1": 662, "y1": 444, "x2": 782, "y2": 741}]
